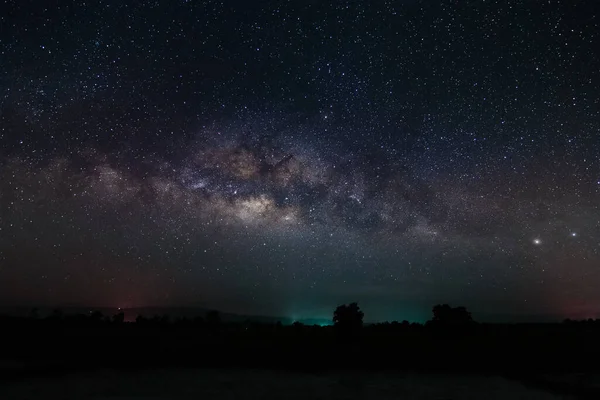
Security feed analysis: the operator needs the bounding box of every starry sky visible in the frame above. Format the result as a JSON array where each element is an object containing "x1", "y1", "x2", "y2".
[{"x1": 1, "y1": 0, "x2": 599, "y2": 322}]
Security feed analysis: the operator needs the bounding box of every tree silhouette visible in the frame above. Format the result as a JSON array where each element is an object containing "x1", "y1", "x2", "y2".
[
  {"x1": 112, "y1": 312, "x2": 125, "y2": 324},
  {"x1": 333, "y1": 302, "x2": 364, "y2": 337},
  {"x1": 431, "y1": 304, "x2": 473, "y2": 325},
  {"x1": 193, "y1": 316, "x2": 205, "y2": 327},
  {"x1": 48, "y1": 308, "x2": 63, "y2": 322},
  {"x1": 29, "y1": 307, "x2": 39, "y2": 320},
  {"x1": 206, "y1": 310, "x2": 221, "y2": 328},
  {"x1": 90, "y1": 310, "x2": 104, "y2": 324},
  {"x1": 292, "y1": 321, "x2": 305, "y2": 333}
]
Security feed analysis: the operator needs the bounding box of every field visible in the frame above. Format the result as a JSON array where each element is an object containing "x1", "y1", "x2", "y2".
[
  {"x1": 0, "y1": 369, "x2": 572, "y2": 399},
  {"x1": 3, "y1": 316, "x2": 600, "y2": 398}
]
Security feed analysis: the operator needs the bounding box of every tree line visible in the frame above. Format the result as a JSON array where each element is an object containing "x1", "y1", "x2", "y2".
[{"x1": 0, "y1": 303, "x2": 474, "y2": 331}]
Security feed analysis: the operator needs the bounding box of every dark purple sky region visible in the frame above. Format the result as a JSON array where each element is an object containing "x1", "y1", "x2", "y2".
[{"x1": 1, "y1": 1, "x2": 599, "y2": 322}]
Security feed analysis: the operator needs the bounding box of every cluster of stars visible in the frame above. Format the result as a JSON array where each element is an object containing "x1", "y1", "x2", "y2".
[{"x1": 0, "y1": 0, "x2": 599, "y2": 321}]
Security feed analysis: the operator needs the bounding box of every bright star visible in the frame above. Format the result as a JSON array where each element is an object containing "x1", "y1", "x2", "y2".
[
  {"x1": 533, "y1": 238, "x2": 542, "y2": 245},
  {"x1": 571, "y1": 232, "x2": 577, "y2": 237}
]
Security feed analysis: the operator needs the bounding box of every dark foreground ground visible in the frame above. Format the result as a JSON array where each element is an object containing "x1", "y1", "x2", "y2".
[
  {"x1": 0, "y1": 368, "x2": 581, "y2": 399},
  {"x1": 3, "y1": 319, "x2": 600, "y2": 398}
]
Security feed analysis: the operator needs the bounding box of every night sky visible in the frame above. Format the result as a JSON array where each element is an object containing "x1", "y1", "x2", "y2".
[{"x1": 1, "y1": 1, "x2": 599, "y2": 322}]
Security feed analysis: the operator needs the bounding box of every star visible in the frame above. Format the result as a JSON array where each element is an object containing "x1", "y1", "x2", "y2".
[{"x1": 0, "y1": 0, "x2": 598, "y2": 323}]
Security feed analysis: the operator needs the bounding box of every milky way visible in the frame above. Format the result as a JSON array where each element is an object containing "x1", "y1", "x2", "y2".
[{"x1": 1, "y1": 1, "x2": 599, "y2": 322}]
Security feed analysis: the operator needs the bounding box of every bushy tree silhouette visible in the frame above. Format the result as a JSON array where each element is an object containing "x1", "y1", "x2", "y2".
[
  {"x1": 29, "y1": 307, "x2": 39, "y2": 319},
  {"x1": 47, "y1": 308, "x2": 63, "y2": 323},
  {"x1": 333, "y1": 302, "x2": 364, "y2": 337},
  {"x1": 292, "y1": 321, "x2": 305, "y2": 333},
  {"x1": 431, "y1": 304, "x2": 473, "y2": 325},
  {"x1": 90, "y1": 310, "x2": 104, "y2": 324},
  {"x1": 112, "y1": 312, "x2": 125, "y2": 324},
  {"x1": 206, "y1": 310, "x2": 221, "y2": 329}
]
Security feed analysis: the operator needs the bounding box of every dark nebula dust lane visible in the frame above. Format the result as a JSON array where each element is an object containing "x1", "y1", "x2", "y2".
[{"x1": 1, "y1": 1, "x2": 599, "y2": 322}]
